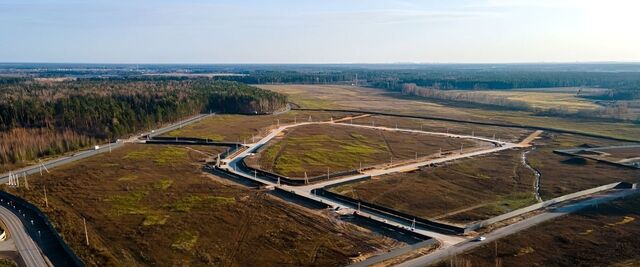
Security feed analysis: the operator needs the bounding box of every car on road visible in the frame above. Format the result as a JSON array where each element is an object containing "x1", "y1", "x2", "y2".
[{"x1": 475, "y1": 236, "x2": 486, "y2": 241}]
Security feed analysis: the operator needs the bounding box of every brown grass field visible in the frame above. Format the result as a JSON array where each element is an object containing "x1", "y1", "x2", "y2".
[
  {"x1": 160, "y1": 110, "x2": 355, "y2": 142},
  {"x1": 593, "y1": 147, "x2": 640, "y2": 161},
  {"x1": 330, "y1": 149, "x2": 538, "y2": 224},
  {"x1": 245, "y1": 124, "x2": 484, "y2": 178},
  {"x1": 257, "y1": 84, "x2": 640, "y2": 141},
  {"x1": 2, "y1": 144, "x2": 398, "y2": 266},
  {"x1": 528, "y1": 134, "x2": 640, "y2": 199},
  {"x1": 434, "y1": 193, "x2": 640, "y2": 267},
  {"x1": 349, "y1": 115, "x2": 531, "y2": 143}
]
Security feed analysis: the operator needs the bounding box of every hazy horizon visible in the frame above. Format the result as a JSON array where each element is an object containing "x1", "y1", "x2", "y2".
[{"x1": 2, "y1": 0, "x2": 639, "y2": 64}]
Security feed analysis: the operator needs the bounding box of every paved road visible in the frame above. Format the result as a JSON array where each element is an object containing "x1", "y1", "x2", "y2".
[
  {"x1": 396, "y1": 188, "x2": 640, "y2": 267},
  {"x1": 0, "y1": 113, "x2": 213, "y2": 184},
  {"x1": 0, "y1": 206, "x2": 48, "y2": 267},
  {"x1": 220, "y1": 118, "x2": 524, "y2": 247}
]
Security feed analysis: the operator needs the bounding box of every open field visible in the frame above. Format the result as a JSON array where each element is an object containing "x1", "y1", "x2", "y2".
[
  {"x1": 349, "y1": 115, "x2": 531, "y2": 143},
  {"x1": 245, "y1": 124, "x2": 484, "y2": 178},
  {"x1": 592, "y1": 147, "x2": 640, "y2": 161},
  {"x1": 434, "y1": 193, "x2": 640, "y2": 267},
  {"x1": 2, "y1": 144, "x2": 398, "y2": 266},
  {"x1": 449, "y1": 89, "x2": 602, "y2": 111},
  {"x1": 160, "y1": 110, "x2": 354, "y2": 142},
  {"x1": 330, "y1": 149, "x2": 538, "y2": 224},
  {"x1": 529, "y1": 134, "x2": 640, "y2": 199},
  {"x1": 258, "y1": 84, "x2": 640, "y2": 141}
]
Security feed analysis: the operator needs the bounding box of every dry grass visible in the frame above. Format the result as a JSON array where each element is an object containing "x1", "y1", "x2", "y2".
[
  {"x1": 246, "y1": 124, "x2": 483, "y2": 177},
  {"x1": 258, "y1": 84, "x2": 640, "y2": 141},
  {"x1": 160, "y1": 110, "x2": 355, "y2": 142},
  {"x1": 330, "y1": 149, "x2": 537, "y2": 224},
  {"x1": 3, "y1": 144, "x2": 398, "y2": 266},
  {"x1": 529, "y1": 133, "x2": 640, "y2": 199},
  {"x1": 434, "y1": 194, "x2": 640, "y2": 267},
  {"x1": 457, "y1": 89, "x2": 601, "y2": 111}
]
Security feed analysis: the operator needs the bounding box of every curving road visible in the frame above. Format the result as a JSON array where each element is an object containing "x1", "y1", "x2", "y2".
[
  {"x1": 220, "y1": 118, "x2": 526, "y2": 247},
  {"x1": 0, "y1": 206, "x2": 48, "y2": 267}
]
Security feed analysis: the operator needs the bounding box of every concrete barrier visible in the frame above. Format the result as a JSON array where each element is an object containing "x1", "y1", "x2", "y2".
[{"x1": 0, "y1": 191, "x2": 84, "y2": 267}]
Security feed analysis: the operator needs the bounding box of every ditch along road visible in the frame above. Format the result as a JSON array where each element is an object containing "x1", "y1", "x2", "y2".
[
  {"x1": 0, "y1": 113, "x2": 213, "y2": 184},
  {"x1": 396, "y1": 188, "x2": 640, "y2": 267},
  {"x1": 220, "y1": 118, "x2": 539, "y2": 248},
  {"x1": 0, "y1": 205, "x2": 48, "y2": 267}
]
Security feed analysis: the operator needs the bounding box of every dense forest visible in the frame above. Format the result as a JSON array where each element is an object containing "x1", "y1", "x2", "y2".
[{"x1": 0, "y1": 78, "x2": 286, "y2": 170}]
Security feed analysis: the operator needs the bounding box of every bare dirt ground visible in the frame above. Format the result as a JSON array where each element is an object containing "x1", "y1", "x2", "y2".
[
  {"x1": 245, "y1": 124, "x2": 484, "y2": 178},
  {"x1": 433, "y1": 193, "x2": 640, "y2": 267},
  {"x1": 330, "y1": 149, "x2": 538, "y2": 224},
  {"x1": 2, "y1": 144, "x2": 399, "y2": 267}
]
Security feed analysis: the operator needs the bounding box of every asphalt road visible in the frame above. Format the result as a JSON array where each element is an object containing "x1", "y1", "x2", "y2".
[
  {"x1": 0, "y1": 113, "x2": 213, "y2": 184},
  {"x1": 0, "y1": 205, "x2": 48, "y2": 267},
  {"x1": 396, "y1": 188, "x2": 640, "y2": 267}
]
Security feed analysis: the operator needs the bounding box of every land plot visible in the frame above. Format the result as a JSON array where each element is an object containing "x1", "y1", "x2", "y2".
[
  {"x1": 435, "y1": 193, "x2": 640, "y2": 267},
  {"x1": 259, "y1": 84, "x2": 640, "y2": 141},
  {"x1": 348, "y1": 115, "x2": 531, "y2": 143},
  {"x1": 330, "y1": 149, "x2": 538, "y2": 224},
  {"x1": 593, "y1": 147, "x2": 640, "y2": 161},
  {"x1": 453, "y1": 89, "x2": 602, "y2": 111},
  {"x1": 3, "y1": 144, "x2": 397, "y2": 266},
  {"x1": 246, "y1": 124, "x2": 484, "y2": 178},
  {"x1": 160, "y1": 110, "x2": 354, "y2": 142},
  {"x1": 528, "y1": 134, "x2": 640, "y2": 199}
]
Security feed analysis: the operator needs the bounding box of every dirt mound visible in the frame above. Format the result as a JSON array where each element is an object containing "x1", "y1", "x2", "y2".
[{"x1": 561, "y1": 157, "x2": 589, "y2": 165}]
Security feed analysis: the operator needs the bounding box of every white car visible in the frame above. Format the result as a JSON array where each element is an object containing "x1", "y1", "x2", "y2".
[{"x1": 476, "y1": 236, "x2": 486, "y2": 241}]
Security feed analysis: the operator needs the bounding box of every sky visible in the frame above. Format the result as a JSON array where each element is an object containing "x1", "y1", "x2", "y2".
[{"x1": 1, "y1": 0, "x2": 639, "y2": 64}]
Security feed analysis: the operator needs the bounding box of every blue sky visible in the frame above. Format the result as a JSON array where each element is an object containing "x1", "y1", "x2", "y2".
[{"x1": 1, "y1": 0, "x2": 638, "y2": 63}]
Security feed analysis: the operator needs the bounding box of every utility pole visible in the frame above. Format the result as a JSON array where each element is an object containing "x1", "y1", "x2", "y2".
[
  {"x1": 43, "y1": 186, "x2": 49, "y2": 208},
  {"x1": 24, "y1": 173, "x2": 29, "y2": 190},
  {"x1": 109, "y1": 142, "x2": 112, "y2": 153},
  {"x1": 460, "y1": 144, "x2": 464, "y2": 154},
  {"x1": 327, "y1": 168, "x2": 330, "y2": 180},
  {"x1": 357, "y1": 202, "x2": 361, "y2": 212},
  {"x1": 294, "y1": 117, "x2": 297, "y2": 124},
  {"x1": 411, "y1": 218, "x2": 416, "y2": 229},
  {"x1": 83, "y1": 217, "x2": 89, "y2": 246},
  {"x1": 254, "y1": 170, "x2": 257, "y2": 179},
  {"x1": 277, "y1": 177, "x2": 281, "y2": 186},
  {"x1": 415, "y1": 152, "x2": 418, "y2": 160},
  {"x1": 304, "y1": 172, "x2": 308, "y2": 185}
]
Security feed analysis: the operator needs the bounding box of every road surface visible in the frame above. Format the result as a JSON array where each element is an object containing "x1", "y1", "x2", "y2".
[
  {"x1": 0, "y1": 206, "x2": 48, "y2": 267},
  {"x1": 396, "y1": 188, "x2": 640, "y2": 267}
]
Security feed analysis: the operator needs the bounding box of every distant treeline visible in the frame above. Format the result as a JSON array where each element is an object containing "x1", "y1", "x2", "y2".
[
  {"x1": 0, "y1": 78, "x2": 286, "y2": 168},
  {"x1": 205, "y1": 69, "x2": 640, "y2": 100}
]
